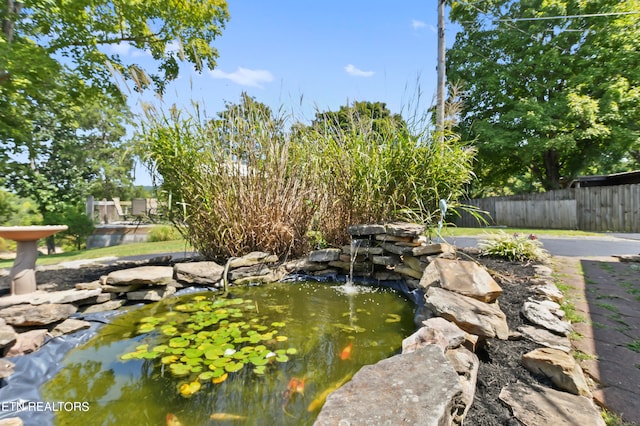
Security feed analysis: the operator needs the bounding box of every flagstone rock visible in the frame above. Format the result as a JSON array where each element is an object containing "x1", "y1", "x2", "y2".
[
  {"x1": 228, "y1": 252, "x2": 278, "y2": 268},
  {"x1": 394, "y1": 264, "x2": 423, "y2": 280},
  {"x1": 6, "y1": 329, "x2": 48, "y2": 357},
  {"x1": 315, "y1": 345, "x2": 466, "y2": 426},
  {"x1": 75, "y1": 281, "x2": 102, "y2": 291},
  {"x1": 30, "y1": 288, "x2": 102, "y2": 305},
  {"x1": 126, "y1": 286, "x2": 176, "y2": 302},
  {"x1": 420, "y1": 259, "x2": 503, "y2": 303},
  {"x1": 308, "y1": 249, "x2": 341, "y2": 262},
  {"x1": 0, "y1": 291, "x2": 48, "y2": 309},
  {"x1": 532, "y1": 282, "x2": 565, "y2": 304},
  {"x1": 499, "y1": 382, "x2": 605, "y2": 426},
  {"x1": 445, "y1": 346, "x2": 479, "y2": 423},
  {"x1": 380, "y1": 243, "x2": 413, "y2": 256},
  {"x1": 0, "y1": 323, "x2": 17, "y2": 351},
  {"x1": 384, "y1": 222, "x2": 425, "y2": 237},
  {"x1": 0, "y1": 303, "x2": 77, "y2": 327},
  {"x1": 49, "y1": 318, "x2": 92, "y2": 338},
  {"x1": 101, "y1": 283, "x2": 140, "y2": 293},
  {"x1": 174, "y1": 261, "x2": 224, "y2": 285},
  {"x1": 105, "y1": 266, "x2": 174, "y2": 286},
  {"x1": 403, "y1": 317, "x2": 466, "y2": 353},
  {"x1": 425, "y1": 287, "x2": 509, "y2": 339},
  {"x1": 517, "y1": 325, "x2": 572, "y2": 352},
  {"x1": 347, "y1": 224, "x2": 386, "y2": 236},
  {"x1": 229, "y1": 264, "x2": 271, "y2": 281},
  {"x1": 233, "y1": 267, "x2": 287, "y2": 286},
  {"x1": 82, "y1": 300, "x2": 126, "y2": 314},
  {"x1": 412, "y1": 243, "x2": 454, "y2": 257},
  {"x1": 521, "y1": 301, "x2": 573, "y2": 336},
  {"x1": 402, "y1": 255, "x2": 427, "y2": 273},
  {"x1": 522, "y1": 347, "x2": 592, "y2": 397},
  {"x1": 375, "y1": 234, "x2": 413, "y2": 242}
]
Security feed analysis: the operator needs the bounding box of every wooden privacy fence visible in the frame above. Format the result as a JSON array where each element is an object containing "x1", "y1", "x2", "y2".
[{"x1": 457, "y1": 184, "x2": 640, "y2": 232}]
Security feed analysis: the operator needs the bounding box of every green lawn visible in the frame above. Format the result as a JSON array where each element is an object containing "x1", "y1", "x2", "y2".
[
  {"x1": 440, "y1": 227, "x2": 602, "y2": 238},
  {"x1": 0, "y1": 239, "x2": 194, "y2": 270},
  {"x1": 0, "y1": 227, "x2": 606, "y2": 270}
]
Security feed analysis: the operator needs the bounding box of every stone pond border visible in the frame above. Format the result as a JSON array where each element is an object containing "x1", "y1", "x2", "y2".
[{"x1": 0, "y1": 222, "x2": 607, "y2": 425}]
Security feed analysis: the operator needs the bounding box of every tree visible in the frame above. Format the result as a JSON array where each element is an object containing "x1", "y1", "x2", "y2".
[
  {"x1": 311, "y1": 101, "x2": 408, "y2": 143},
  {"x1": 447, "y1": 0, "x2": 640, "y2": 194},
  {"x1": 1, "y1": 0, "x2": 230, "y2": 95}
]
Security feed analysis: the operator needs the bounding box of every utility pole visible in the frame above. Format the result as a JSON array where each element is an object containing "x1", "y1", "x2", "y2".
[{"x1": 436, "y1": 0, "x2": 446, "y2": 142}]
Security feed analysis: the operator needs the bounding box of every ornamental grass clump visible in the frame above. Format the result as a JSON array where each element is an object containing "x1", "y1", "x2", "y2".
[
  {"x1": 478, "y1": 231, "x2": 550, "y2": 262},
  {"x1": 136, "y1": 91, "x2": 478, "y2": 259}
]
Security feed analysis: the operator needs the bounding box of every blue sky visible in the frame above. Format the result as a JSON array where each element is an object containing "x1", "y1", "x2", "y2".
[{"x1": 114, "y1": 1, "x2": 458, "y2": 184}]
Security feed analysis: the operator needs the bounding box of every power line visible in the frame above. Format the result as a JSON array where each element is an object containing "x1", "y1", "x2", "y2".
[{"x1": 496, "y1": 10, "x2": 640, "y2": 22}]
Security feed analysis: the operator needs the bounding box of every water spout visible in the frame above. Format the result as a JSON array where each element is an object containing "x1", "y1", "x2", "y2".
[{"x1": 346, "y1": 238, "x2": 362, "y2": 288}]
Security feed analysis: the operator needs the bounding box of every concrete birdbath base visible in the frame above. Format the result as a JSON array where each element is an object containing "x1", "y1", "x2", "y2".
[{"x1": 0, "y1": 226, "x2": 68, "y2": 295}]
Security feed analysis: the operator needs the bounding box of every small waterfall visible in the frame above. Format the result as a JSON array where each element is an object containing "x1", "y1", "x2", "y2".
[{"x1": 347, "y1": 238, "x2": 362, "y2": 286}]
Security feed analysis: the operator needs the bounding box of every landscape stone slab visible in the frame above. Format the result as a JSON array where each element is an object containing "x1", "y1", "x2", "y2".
[
  {"x1": 517, "y1": 325, "x2": 571, "y2": 352},
  {"x1": 425, "y1": 287, "x2": 509, "y2": 339},
  {"x1": 347, "y1": 224, "x2": 386, "y2": 236},
  {"x1": 49, "y1": 318, "x2": 92, "y2": 338},
  {"x1": 30, "y1": 288, "x2": 102, "y2": 305},
  {"x1": 126, "y1": 286, "x2": 176, "y2": 302},
  {"x1": 0, "y1": 303, "x2": 77, "y2": 326},
  {"x1": 0, "y1": 324, "x2": 17, "y2": 349},
  {"x1": 308, "y1": 249, "x2": 341, "y2": 262},
  {"x1": 522, "y1": 347, "x2": 592, "y2": 397},
  {"x1": 228, "y1": 252, "x2": 278, "y2": 268},
  {"x1": 420, "y1": 258, "x2": 503, "y2": 303},
  {"x1": 315, "y1": 345, "x2": 465, "y2": 426},
  {"x1": 521, "y1": 301, "x2": 572, "y2": 336},
  {"x1": 174, "y1": 261, "x2": 224, "y2": 285},
  {"x1": 384, "y1": 222, "x2": 425, "y2": 237},
  {"x1": 83, "y1": 300, "x2": 126, "y2": 314},
  {"x1": 6, "y1": 329, "x2": 48, "y2": 357},
  {"x1": 412, "y1": 243, "x2": 454, "y2": 257},
  {"x1": 105, "y1": 266, "x2": 174, "y2": 286},
  {"x1": 0, "y1": 291, "x2": 48, "y2": 309},
  {"x1": 499, "y1": 382, "x2": 605, "y2": 426}
]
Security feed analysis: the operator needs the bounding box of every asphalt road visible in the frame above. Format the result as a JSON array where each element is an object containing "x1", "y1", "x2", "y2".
[{"x1": 445, "y1": 234, "x2": 640, "y2": 257}]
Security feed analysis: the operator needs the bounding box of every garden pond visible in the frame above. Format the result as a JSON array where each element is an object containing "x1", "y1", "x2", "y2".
[{"x1": 40, "y1": 282, "x2": 416, "y2": 425}]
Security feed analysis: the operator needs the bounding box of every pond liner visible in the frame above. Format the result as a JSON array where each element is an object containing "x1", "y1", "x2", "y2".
[{"x1": 0, "y1": 277, "x2": 421, "y2": 424}]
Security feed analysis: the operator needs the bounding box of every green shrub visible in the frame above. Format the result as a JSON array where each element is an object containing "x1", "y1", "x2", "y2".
[
  {"x1": 148, "y1": 225, "x2": 182, "y2": 242},
  {"x1": 478, "y1": 231, "x2": 550, "y2": 262}
]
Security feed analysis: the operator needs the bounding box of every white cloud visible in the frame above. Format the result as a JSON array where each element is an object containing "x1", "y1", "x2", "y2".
[
  {"x1": 208, "y1": 67, "x2": 275, "y2": 88},
  {"x1": 110, "y1": 42, "x2": 132, "y2": 56},
  {"x1": 344, "y1": 64, "x2": 374, "y2": 77},
  {"x1": 412, "y1": 19, "x2": 426, "y2": 29}
]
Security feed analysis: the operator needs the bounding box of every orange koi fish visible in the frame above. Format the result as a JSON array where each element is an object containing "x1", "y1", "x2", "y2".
[
  {"x1": 339, "y1": 342, "x2": 353, "y2": 360},
  {"x1": 166, "y1": 413, "x2": 183, "y2": 426},
  {"x1": 282, "y1": 377, "x2": 306, "y2": 414}
]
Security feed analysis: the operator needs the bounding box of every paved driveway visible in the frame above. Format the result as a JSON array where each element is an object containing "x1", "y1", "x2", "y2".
[{"x1": 445, "y1": 234, "x2": 640, "y2": 257}]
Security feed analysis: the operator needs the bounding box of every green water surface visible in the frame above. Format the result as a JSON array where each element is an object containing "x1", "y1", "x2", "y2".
[{"x1": 40, "y1": 282, "x2": 415, "y2": 425}]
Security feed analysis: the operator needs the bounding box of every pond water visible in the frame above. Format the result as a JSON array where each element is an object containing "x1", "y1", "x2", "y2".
[{"x1": 40, "y1": 282, "x2": 415, "y2": 425}]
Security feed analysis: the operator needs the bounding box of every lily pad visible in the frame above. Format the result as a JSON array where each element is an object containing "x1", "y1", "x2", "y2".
[
  {"x1": 253, "y1": 366, "x2": 267, "y2": 375},
  {"x1": 224, "y1": 361, "x2": 244, "y2": 373},
  {"x1": 212, "y1": 373, "x2": 228, "y2": 384},
  {"x1": 169, "y1": 363, "x2": 191, "y2": 377},
  {"x1": 178, "y1": 380, "x2": 201, "y2": 397},
  {"x1": 161, "y1": 355, "x2": 178, "y2": 364}
]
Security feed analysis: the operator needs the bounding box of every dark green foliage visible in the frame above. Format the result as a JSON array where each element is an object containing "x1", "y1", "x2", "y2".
[{"x1": 448, "y1": 0, "x2": 640, "y2": 194}]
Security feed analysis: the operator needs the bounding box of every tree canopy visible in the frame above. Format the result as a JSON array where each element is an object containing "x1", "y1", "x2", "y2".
[
  {"x1": 1, "y1": 0, "x2": 229, "y2": 231},
  {"x1": 447, "y1": 0, "x2": 640, "y2": 194}
]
